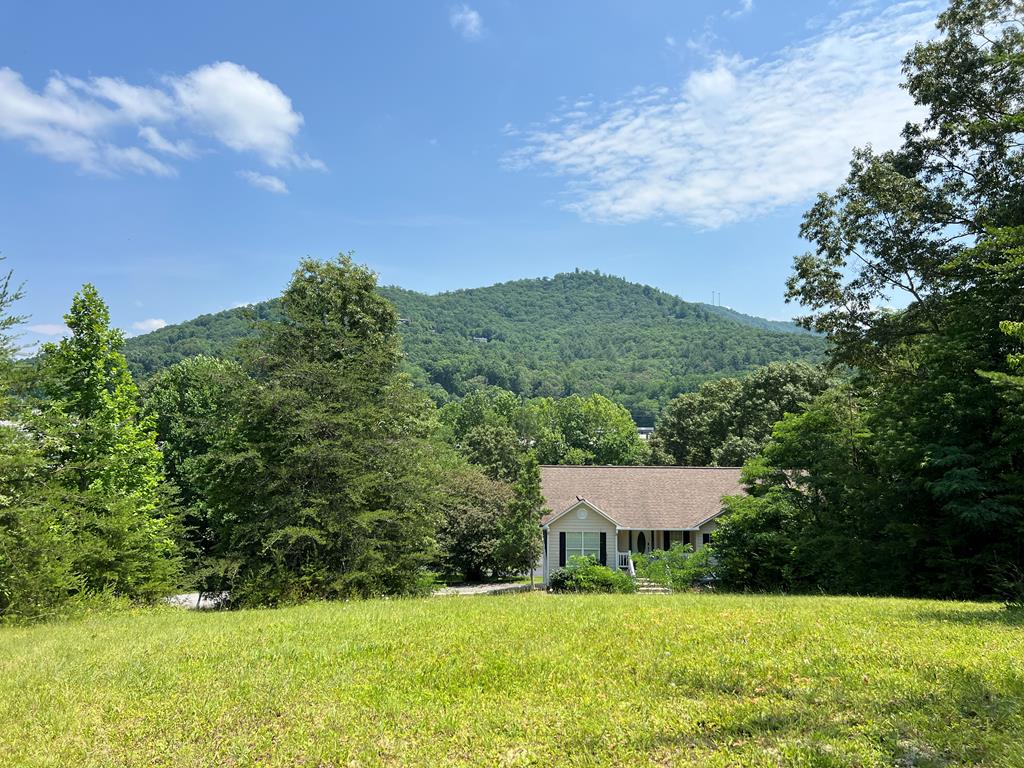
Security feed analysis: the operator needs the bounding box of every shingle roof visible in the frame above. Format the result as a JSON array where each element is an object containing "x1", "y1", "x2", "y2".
[{"x1": 539, "y1": 465, "x2": 744, "y2": 530}]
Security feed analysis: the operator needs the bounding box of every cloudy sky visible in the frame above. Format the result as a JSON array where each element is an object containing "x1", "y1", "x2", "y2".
[{"x1": 0, "y1": 0, "x2": 941, "y2": 347}]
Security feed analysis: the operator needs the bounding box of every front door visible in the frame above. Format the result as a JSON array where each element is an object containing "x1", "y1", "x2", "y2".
[{"x1": 636, "y1": 531, "x2": 647, "y2": 554}]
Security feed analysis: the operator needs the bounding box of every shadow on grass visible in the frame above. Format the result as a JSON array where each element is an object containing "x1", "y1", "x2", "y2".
[{"x1": 913, "y1": 607, "x2": 1024, "y2": 627}]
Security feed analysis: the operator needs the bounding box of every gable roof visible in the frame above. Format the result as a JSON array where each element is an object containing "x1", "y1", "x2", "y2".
[
  {"x1": 539, "y1": 465, "x2": 744, "y2": 530},
  {"x1": 542, "y1": 498, "x2": 621, "y2": 528}
]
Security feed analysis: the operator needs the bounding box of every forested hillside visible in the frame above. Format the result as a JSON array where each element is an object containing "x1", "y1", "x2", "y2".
[{"x1": 124, "y1": 270, "x2": 824, "y2": 423}]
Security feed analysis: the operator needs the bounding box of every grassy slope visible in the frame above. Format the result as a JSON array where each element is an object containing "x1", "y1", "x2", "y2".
[{"x1": 2, "y1": 593, "x2": 1020, "y2": 767}]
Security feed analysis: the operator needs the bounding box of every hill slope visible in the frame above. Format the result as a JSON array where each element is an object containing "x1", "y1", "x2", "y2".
[{"x1": 125, "y1": 271, "x2": 825, "y2": 423}]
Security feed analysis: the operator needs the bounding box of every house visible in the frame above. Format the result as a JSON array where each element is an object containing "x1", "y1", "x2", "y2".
[{"x1": 539, "y1": 465, "x2": 744, "y2": 583}]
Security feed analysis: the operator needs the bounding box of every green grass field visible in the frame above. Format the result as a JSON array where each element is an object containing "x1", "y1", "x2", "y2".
[{"x1": 1, "y1": 593, "x2": 1021, "y2": 767}]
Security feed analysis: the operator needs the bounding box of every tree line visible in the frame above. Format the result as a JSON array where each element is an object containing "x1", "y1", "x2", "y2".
[
  {"x1": 711, "y1": 0, "x2": 1024, "y2": 602},
  {"x1": 0, "y1": 245, "x2": 834, "y2": 621}
]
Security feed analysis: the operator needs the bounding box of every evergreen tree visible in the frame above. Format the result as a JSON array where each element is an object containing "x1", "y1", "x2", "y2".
[
  {"x1": 38, "y1": 284, "x2": 179, "y2": 600},
  {"x1": 204, "y1": 255, "x2": 440, "y2": 603},
  {"x1": 498, "y1": 453, "x2": 546, "y2": 580}
]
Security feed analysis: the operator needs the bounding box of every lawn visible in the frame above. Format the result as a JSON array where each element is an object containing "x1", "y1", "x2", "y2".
[{"x1": 1, "y1": 593, "x2": 1021, "y2": 767}]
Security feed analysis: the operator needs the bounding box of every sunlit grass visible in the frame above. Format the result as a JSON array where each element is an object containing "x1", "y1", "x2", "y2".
[{"x1": 1, "y1": 593, "x2": 1021, "y2": 767}]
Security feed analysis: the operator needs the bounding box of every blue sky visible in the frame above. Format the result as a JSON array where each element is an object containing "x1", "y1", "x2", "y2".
[{"x1": 0, "y1": 0, "x2": 942, "y2": 348}]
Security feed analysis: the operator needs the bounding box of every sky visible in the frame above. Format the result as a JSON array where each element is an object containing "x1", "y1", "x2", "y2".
[{"x1": 0, "y1": 0, "x2": 944, "y2": 350}]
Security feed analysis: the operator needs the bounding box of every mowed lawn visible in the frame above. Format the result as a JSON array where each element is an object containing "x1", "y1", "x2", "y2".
[{"x1": 1, "y1": 594, "x2": 1022, "y2": 767}]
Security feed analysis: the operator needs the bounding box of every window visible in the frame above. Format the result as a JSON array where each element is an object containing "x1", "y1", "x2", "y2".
[
  {"x1": 702, "y1": 533, "x2": 712, "y2": 545},
  {"x1": 565, "y1": 531, "x2": 600, "y2": 560}
]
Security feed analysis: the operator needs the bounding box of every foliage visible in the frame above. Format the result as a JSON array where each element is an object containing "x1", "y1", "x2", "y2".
[
  {"x1": 441, "y1": 386, "x2": 651, "y2": 471},
  {"x1": 498, "y1": 452, "x2": 546, "y2": 577},
  {"x1": 547, "y1": 555, "x2": 636, "y2": 593},
  {"x1": 2, "y1": 594, "x2": 1022, "y2": 766},
  {"x1": 123, "y1": 271, "x2": 825, "y2": 425},
  {"x1": 651, "y1": 362, "x2": 832, "y2": 466},
  {"x1": 2, "y1": 280, "x2": 180, "y2": 621},
  {"x1": 632, "y1": 542, "x2": 715, "y2": 591},
  {"x1": 436, "y1": 465, "x2": 515, "y2": 582},
  {"x1": 718, "y1": 0, "x2": 1024, "y2": 599},
  {"x1": 197, "y1": 255, "x2": 444, "y2": 604},
  {"x1": 530, "y1": 393, "x2": 650, "y2": 465},
  {"x1": 140, "y1": 356, "x2": 254, "y2": 589}
]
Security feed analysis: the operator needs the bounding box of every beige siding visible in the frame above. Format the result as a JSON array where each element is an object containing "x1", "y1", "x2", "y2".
[
  {"x1": 694, "y1": 520, "x2": 718, "y2": 551},
  {"x1": 544, "y1": 502, "x2": 617, "y2": 583}
]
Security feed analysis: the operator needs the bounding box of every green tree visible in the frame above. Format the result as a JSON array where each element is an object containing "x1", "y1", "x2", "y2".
[
  {"x1": 37, "y1": 285, "x2": 180, "y2": 600},
  {"x1": 436, "y1": 465, "x2": 514, "y2": 582},
  {"x1": 529, "y1": 393, "x2": 649, "y2": 465},
  {"x1": 141, "y1": 355, "x2": 254, "y2": 587},
  {"x1": 0, "y1": 264, "x2": 80, "y2": 621},
  {"x1": 780, "y1": 0, "x2": 1024, "y2": 597},
  {"x1": 203, "y1": 255, "x2": 441, "y2": 603},
  {"x1": 652, "y1": 362, "x2": 831, "y2": 466},
  {"x1": 497, "y1": 452, "x2": 546, "y2": 580}
]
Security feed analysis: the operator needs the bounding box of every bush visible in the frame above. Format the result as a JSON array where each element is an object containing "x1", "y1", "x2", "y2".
[
  {"x1": 632, "y1": 543, "x2": 716, "y2": 591},
  {"x1": 548, "y1": 556, "x2": 635, "y2": 593}
]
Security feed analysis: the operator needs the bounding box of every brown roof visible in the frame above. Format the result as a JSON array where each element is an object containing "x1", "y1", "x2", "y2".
[{"x1": 540, "y1": 465, "x2": 745, "y2": 530}]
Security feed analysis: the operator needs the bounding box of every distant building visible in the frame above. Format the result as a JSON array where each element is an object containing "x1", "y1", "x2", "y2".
[
  {"x1": 637, "y1": 427, "x2": 654, "y2": 440},
  {"x1": 538, "y1": 465, "x2": 744, "y2": 584}
]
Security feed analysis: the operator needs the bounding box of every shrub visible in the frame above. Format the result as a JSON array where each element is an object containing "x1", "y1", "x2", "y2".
[
  {"x1": 632, "y1": 543, "x2": 716, "y2": 591},
  {"x1": 548, "y1": 556, "x2": 635, "y2": 594}
]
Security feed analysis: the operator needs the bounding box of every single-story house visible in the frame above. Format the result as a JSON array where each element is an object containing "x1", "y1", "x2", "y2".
[{"x1": 539, "y1": 465, "x2": 744, "y2": 583}]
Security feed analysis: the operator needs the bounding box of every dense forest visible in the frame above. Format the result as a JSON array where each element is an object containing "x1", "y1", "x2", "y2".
[{"x1": 123, "y1": 271, "x2": 824, "y2": 424}]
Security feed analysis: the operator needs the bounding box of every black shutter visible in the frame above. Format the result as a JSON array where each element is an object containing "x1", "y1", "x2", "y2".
[
  {"x1": 559, "y1": 532, "x2": 566, "y2": 567},
  {"x1": 599, "y1": 532, "x2": 607, "y2": 566},
  {"x1": 628, "y1": 530, "x2": 633, "y2": 550},
  {"x1": 664, "y1": 530, "x2": 670, "y2": 550}
]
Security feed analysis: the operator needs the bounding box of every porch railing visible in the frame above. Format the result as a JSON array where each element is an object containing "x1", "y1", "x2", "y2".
[{"x1": 617, "y1": 552, "x2": 635, "y2": 577}]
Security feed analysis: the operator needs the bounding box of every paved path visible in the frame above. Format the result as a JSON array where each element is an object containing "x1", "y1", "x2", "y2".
[
  {"x1": 434, "y1": 583, "x2": 540, "y2": 597},
  {"x1": 165, "y1": 592, "x2": 229, "y2": 610}
]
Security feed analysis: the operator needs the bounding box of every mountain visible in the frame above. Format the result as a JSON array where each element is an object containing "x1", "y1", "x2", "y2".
[{"x1": 124, "y1": 270, "x2": 825, "y2": 424}]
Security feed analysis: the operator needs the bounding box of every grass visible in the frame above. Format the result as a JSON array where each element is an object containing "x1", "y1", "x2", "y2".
[{"x1": 1, "y1": 593, "x2": 1022, "y2": 767}]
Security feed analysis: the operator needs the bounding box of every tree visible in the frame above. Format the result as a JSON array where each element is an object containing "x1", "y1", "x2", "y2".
[
  {"x1": 652, "y1": 362, "x2": 831, "y2": 466},
  {"x1": 436, "y1": 465, "x2": 514, "y2": 582},
  {"x1": 0, "y1": 263, "x2": 79, "y2": 621},
  {"x1": 202, "y1": 255, "x2": 441, "y2": 603},
  {"x1": 779, "y1": 0, "x2": 1024, "y2": 597},
  {"x1": 36, "y1": 285, "x2": 180, "y2": 601},
  {"x1": 141, "y1": 355, "x2": 253, "y2": 587},
  {"x1": 529, "y1": 393, "x2": 649, "y2": 465},
  {"x1": 498, "y1": 453, "x2": 546, "y2": 580}
]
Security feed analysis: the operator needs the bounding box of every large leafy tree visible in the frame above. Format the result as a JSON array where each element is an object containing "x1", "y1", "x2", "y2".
[
  {"x1": 529, "y1": 393, "x2": 650, "y2": 465},
  {"x1": 203, "y1": 255, "x2": 442, "y2": 603},
  {"x1": 141, "y1": 355, "x2": 254, "y2": 587},
  {"x1": 762, "y1": 0, "x2": 1024, "y2": 597},
  {"x1": 652, "y1": 362, "x2": 832, "y2": 467}
]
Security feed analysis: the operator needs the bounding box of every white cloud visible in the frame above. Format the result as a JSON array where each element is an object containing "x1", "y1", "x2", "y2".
[
  {"x1": 138, "y1": 126, "x2": 196, "y2": 158},
  {"x1": 27, "y1": 323, "x2": 68, "y2": 336},
  {"x1": 131, "y1": 318, "x2": 168, "y2": 332},
  {"x1": 506, "y1": 1, "x2": 940, "y2": 229},
  {"x1": 238, "y1": 169, "x2": 289, "y2": 194},
  {"x1": 724, "y1": 0, "x2": 754, "y2": 19},
  {"x1": 665, "y1": 35, "x2": 677, "y2": 48},
  {"x1": 450, "y1": 5, "x2": 484, "y2": 40},
  {"x1": 0, "y1": 61, "x2": 322, "y2": 178}
]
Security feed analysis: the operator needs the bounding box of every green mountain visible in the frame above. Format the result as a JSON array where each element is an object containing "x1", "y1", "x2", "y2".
[{"x1": 124, "y1": 270, "x2": 825, "y2": 424}]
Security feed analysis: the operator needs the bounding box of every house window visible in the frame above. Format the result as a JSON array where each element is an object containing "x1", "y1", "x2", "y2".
[
  {"x1": 702, "y1": 533, "x2": 712, "y2": 545},
  {"x1": 565, "y1": 531, "x2": 600, "y2": 560}
]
